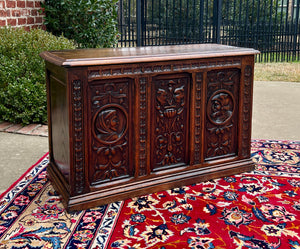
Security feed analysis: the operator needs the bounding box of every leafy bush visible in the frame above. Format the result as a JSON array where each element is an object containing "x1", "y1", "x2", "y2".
[
  {"x1": 0, "y1": 27, "x2": 75, "y2": 125},
  {"x1": 42, "y1": 0, "x2": 119, "y2": 48}
]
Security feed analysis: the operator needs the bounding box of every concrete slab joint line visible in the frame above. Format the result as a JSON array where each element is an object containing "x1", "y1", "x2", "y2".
[{"x1": 0, "y1": 121, "x2": 48, "y2": 137}]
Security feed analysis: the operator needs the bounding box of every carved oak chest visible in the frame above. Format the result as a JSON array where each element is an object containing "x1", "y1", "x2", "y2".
[{"x1": 41, "y1": 44, "x2": 259, "y2": 211}]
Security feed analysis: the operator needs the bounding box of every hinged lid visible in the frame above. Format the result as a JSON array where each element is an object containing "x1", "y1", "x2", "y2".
[{"x1": 40, "y1": 44, "x2": 259, "y2": 67}]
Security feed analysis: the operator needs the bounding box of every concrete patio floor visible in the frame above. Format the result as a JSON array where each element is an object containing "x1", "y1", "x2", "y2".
[{"x1": 0, "y1": 80, "x2": 299, "y2": 195}]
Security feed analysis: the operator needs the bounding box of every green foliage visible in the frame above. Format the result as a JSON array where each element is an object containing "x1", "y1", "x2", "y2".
[
  {"x1": 0, "y1": 27, "x2": 75, "y2": 125},
  {"x1": 42, "y1": 0, "x2": 119, "y2": 48}
]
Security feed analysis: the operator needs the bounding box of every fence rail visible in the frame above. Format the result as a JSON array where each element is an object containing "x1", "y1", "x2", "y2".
[{"x1": 118, "y1": 0, "x2": 300, "y2": 62}]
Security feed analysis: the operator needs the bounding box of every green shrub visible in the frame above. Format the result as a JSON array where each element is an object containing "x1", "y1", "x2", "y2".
[
  {"x1": 0, "y1": 27, "x2": 75, "y2": 125},
  {"x1": 42, "y1": 0, "x2": 119, "y2": 48}
]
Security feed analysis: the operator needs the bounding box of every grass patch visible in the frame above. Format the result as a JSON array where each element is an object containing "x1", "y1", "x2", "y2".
[{"x1": 254, "y1": 62, "x2": 300, "y2": 82}]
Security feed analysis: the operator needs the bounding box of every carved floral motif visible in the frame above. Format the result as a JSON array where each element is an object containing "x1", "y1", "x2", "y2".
[
  {"x1": 139, "y1": 77, "x2": 147, "y2": 176},
  {"x1": 72, "y1": 80, "x2": 85, "y2": 194},
  {"x1": 92, "y1": 141, "x2": 128, "y2": 181},
  {"x1": 153, "y1": 75, "x2": 189, "y2": 169},
  {"x1": 194, "y1": 73, "x2": 202, "y2": 164},
  {"x1": 88, "y1": 59, "x2": 241, "y2": 80},
  {"x1": 241, "y1": 65, "x2": 253, "y2": 157}
]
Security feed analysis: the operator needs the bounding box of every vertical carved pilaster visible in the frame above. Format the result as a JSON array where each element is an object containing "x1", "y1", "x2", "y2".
[
  {"x1": 194, "y1": 73, "x2": 202, "y2": 164},
  {"x1": 241, "y1": 65, "x2": 252, "y2": 157},
  {"x1": 72, "y1": 80, "x2": 84, "y2": 194},
  {"x1": 139, "y1": 77, "x2": 147, "y2": 176}
]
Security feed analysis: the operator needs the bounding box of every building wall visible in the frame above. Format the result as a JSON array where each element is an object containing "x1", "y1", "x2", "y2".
[{"x1": 0, "y1": 0, "x2": 45, "y2": 30}]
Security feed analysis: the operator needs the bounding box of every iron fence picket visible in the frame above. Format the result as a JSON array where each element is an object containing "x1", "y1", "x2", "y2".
[{"x1": 117, "y1": 0, "x2": 300, "y2": 62}]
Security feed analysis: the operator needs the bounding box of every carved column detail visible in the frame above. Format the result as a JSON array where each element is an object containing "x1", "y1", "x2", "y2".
[
  {"x1": 72, "y1": 80, "x2": 85, "y2": 194},
  {"x1": 194, "y1": 73, "x2": 202, "y2": 164},
  {"x1": 241, "y1": 65, "x2": 252, "y2": 157},
  {"x1": 205, "y1": 69, "x2": 240, "y2": 160},
  {"x1": 89, "y1": 80, "x2": 131, "y2": 184},
  {"x1": 152, "y1": 74, "x2": 190, "y2": 170},
  {"x1": 139, "y1": 77, "x2": 147, "y2": 176}
]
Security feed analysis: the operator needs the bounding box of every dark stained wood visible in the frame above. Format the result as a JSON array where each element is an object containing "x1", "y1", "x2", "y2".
[
  {"x1": 41, "y1": 44, "x2": 258, "y2": 66},
  {"x1": 41, "y1": 44, "x2": 259, "y2": 211}
]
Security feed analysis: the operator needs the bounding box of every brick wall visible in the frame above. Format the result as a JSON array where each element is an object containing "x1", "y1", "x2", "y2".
[{"x1": 0, "y1": 0, "x2": 45, "y2": 30}]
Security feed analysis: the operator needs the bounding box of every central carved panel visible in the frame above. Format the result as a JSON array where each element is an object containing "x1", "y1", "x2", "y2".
[
  {"x1": 151, "y1": 74, "x2": 190, "y2": 170},
  {"x1": 89, "y1": 79, "x2": 132, "y2": 184}
]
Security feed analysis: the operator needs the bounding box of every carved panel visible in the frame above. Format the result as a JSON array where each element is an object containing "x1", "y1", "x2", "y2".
[
  {"x1": 89, "y1": 80, "x2": 132, "y2": 184},
  {"x1": 205, "y1": 69, "x2": 240, "y2": 160},
  {"x1": 151, "y1": 74, "x2": 190, "y2": 170}
]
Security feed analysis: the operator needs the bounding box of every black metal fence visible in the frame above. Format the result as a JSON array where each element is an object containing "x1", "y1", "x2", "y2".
[{"x1": 118, "y1": 0, "x2": 300, "y2": 62}]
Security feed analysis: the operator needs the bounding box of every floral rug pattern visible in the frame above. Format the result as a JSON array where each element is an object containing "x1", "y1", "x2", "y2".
[{"x1": 0, "y1": 139, "x2": 299, "y2": 248}]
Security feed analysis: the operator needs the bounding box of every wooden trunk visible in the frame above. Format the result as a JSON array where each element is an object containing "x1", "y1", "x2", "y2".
[{"x1": 40, "y1": 44, "x2": 259, "y2": 211}]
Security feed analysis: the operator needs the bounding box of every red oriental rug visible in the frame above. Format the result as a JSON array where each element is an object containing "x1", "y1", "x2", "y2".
[{"x1": 0, "y1": 139, "x2": 300, "y2": 249}]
